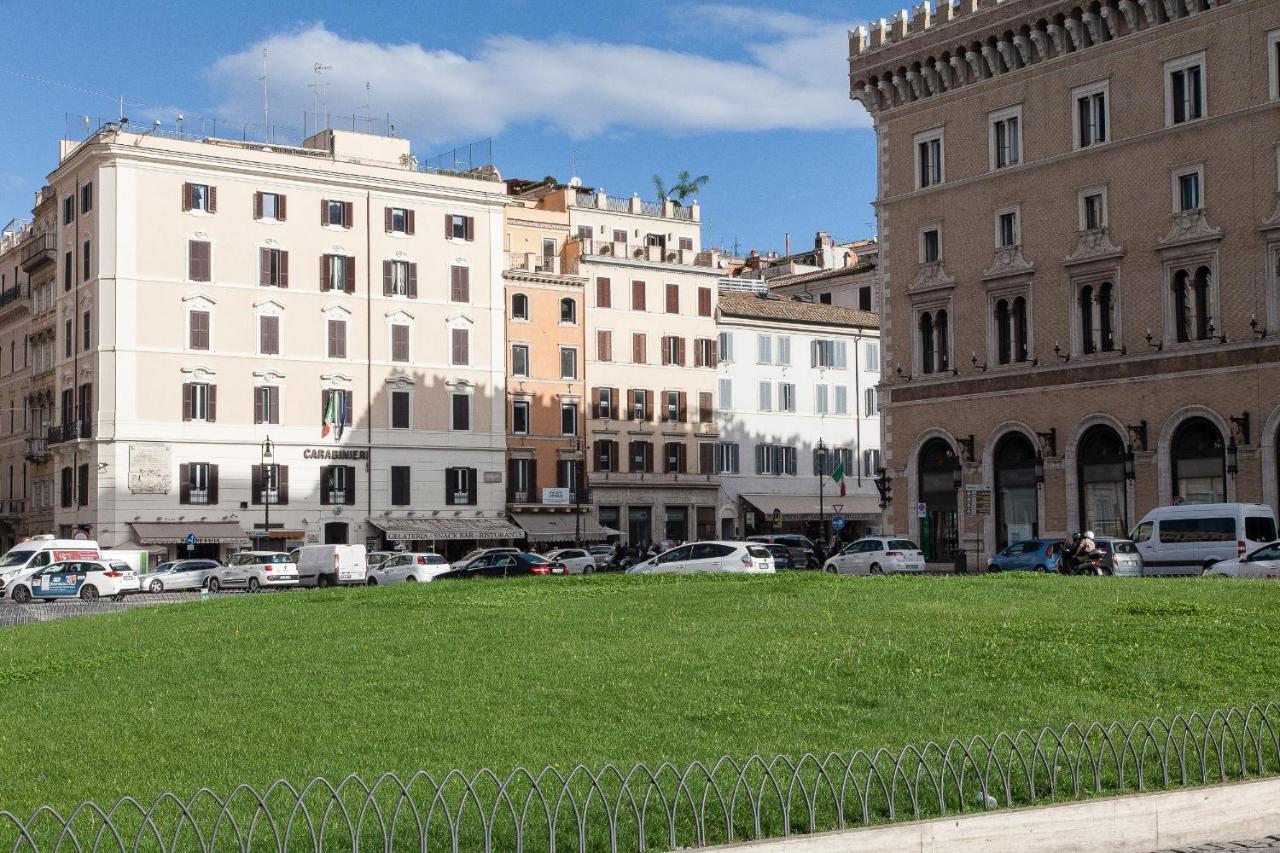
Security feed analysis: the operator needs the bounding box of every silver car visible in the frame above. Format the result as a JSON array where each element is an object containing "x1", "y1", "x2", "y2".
[
  {"x1": 209, "y1": 551, "x2": 298, "y2": 592},
  {"x1": 139, "y1": 559, "x2": 221, "y2": 593},
  {"x1": 366, "y1": 552, "x2": 451, "y2": 584}
]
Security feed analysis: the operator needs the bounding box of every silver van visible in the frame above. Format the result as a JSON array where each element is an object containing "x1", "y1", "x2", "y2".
[{"x1": 1129, "y1": 503, "x2": 1278, "y2": 575}]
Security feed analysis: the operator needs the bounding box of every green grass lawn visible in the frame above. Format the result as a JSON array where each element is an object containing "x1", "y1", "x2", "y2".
[{"x1": 2, "y1": 571, "x2": 1278, "y2": 815}]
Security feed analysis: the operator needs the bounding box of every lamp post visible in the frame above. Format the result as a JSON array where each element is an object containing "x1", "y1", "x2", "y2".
[
  {"x1": 817, "y1": 438, "x2": 827, "y2": 546},
  {"x1": 261, "y1": 436, "x2": 274, "y2": 547},
  {"x1": 574, "y1": 436, "x2": 584, "y2": 548}
]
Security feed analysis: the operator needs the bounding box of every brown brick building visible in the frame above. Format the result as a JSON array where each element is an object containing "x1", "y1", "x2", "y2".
[{"x1": 848, "y1": 0, "x2": 1280, "y2": 563}]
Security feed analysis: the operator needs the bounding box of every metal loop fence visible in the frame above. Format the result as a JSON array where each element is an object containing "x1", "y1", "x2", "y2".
[{"x1": 3, "y1": 703, "x2": 1277, "y2": 852}]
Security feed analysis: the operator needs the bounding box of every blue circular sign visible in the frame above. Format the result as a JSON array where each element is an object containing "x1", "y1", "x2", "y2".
[{"x1": 830, "y1": 515, "x2": 846, "y2": 531}]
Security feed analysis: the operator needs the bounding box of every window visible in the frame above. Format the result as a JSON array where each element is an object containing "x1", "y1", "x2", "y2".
[
  {"x1": 444, "y1": 466, "x2": 476, "y2": 505},
  {"x1": 383, "y1": 260, "x2": 416, "y2": 297},
  {"x1": 81, "y1": 239, "x2": 91, "y2": 280},
  {"x1": 560, "y1": 346, "x2": 578, "y2": 379},
  {"x1": 718, "y1": 378, "x2": 733, "y2": 411},
  {"x1": 321, "y1": 464, "x2": 356, "y2": 506},
  {"x1": 1080, "y1": 188, "x2": 1107, "y2": 231},
  {"x1": 511, "y1": 293, "x2": 528, "y2": 320},
  {"x1": 631, "y1": 280, "x2": 646, "y2": 311},
  {"x1": 859, "y1": 286, "x2": 873, "y2": 311},
  {"x1": 997, "y1": 209, "x2": 1019, "y2": 248},
  {"x1": 718, "y1": 331, "x2": 734, "y2": 362},
  {"x1": 391, "y1": 324, "x2": 410, "y2": 363},
  {"x1": 60, "y1": 466, "x2": 72, "y2": 507},
  {"x1": 921, "y1": 226, "x2": 941, "y2": 264},
  {"x1": 715, "y1": 442, "x2": 740, "y2": 474},
  {"x1": 259, "y1": 248, "x2": 289, "y2": 287},
  {"x1": 918, "y1": 309, "x2": 950, "y2": 374},
  {"x1": 758, "y1": 381, "x2": 772, "y2": 412},
  {"x1": 1172, "y1": 265, "x2": 1214, "y2": 343},
  {"x1": 994, "y1": 296, "x2": 1029, "y2": 364},
  {"x1": 630, "y1": 389, "x2": 651, "y2": 421},
  {"x1": 915, "y1": 128, "x2": 944, "y2": 188},
  {"x1": 182, "y1": 382, "x2": 216, "y2": 422},
  {"x1": 811, "y1": 339, "x2": 848, "y2": 368},
  {"x1": 64, "y1": 319, "x2": 72, "y2": 357},
  {"x1": 755, "y1": 444, "x2": 797, "y2": 475},
  {"x1": 596, "y1": 387, "x2": 615, "y2": 419},
  {"x1": 80, "y1": 183, "x2": 92, "y2": 214},
  {"x1": 1074, "y1": 81, "x2": 1109, "y2": 148},
  {"x1": 776, "y1": 335, "x2": 791, "y2": 365},
  {"x1": 322, "y1": 254, "x2": 355, "y2": 293},
  {"x1": 694, "y1": 338, "x2": 716, "y2": 367},
  {"x1": 451, "y1": 327, "x2": 469, "y2": 365},
  {"x1": 815, "y1": 384, "x2": 829, "y2": 414},
  {"x1": 179, "y1": 462, "x2": 216, "y2": 505},
  {"x1": 257, "y1": 313, "x2": 277, "y2": 353},
  {"x1": 756, "y1": 334, "x2": 772, "y2": 364},
  {"x1": 182, "y1": 183, "x2": 215, "y2": 213},
  {"x1": 698, "y1": 287, "x2": 712, "y2": 317},
  {"x1": 1166, "y1": 53, "x2": 1205, "y2": 126},
  {"x1": 63, "y1": 196, "x2": 75, "y2": 224},
  {"x1": 863, "y1": 448, "x2": 882, "y2": 474},
  {"x1": 512, "y1": 400, "x2": 530, "y2": 434},
  {"x1": 1175, "y1": 167, "x2": 1202, "y2": 212},
  {"x1": 64, "y1": 251, "x2": 72, "y2": 291},
  {"x1": 189, "y1": 310, "x2": 210, "y2": 351},
  {"x1": 629, "y1": 441, "x2": 653, "y2": 473},
  {"x1": 327, "y1": 319, "x2": 347, "y2": 359},
  {"x1": 594, "y1": 440, "x2": 617, "y2": 473},
  {"x1": 324, "y1": 199, "x2": 353, "y2": 228},
  {"x1": 698, "y1": 391, "x2": 713, "y2": 423},
  {"x1": 77, "y1": 463, "x2": 89, "y2": 507},
  {"x1": 680, "y1": 237, "x2": 694, "y2": 251},
  {"x1": 446, "y1": 214, "x2": 473, "y2": 241},
  {"x1": 865, "y1": 341, "x2": 880, "y2": 368},
  {"x1": 561, "y1": 403, "x2": 578, "y2": 436},
  {"x1": 390, "y1": 390, "x2": 411, "y2": 429},
  {"x1": 511, "y1": 344, "x2": 529, "y2": 377},
  {"x1": 321, "y1": 388, "x2": 353, "y2": 428},
  {"x1": 450, "y1": 265, "x2": 470, "y2": 303},
  {"x1": 253, "y1": 385, "x2": 280, "y2": 425},
  {"x1": 386, "y1": 206, "x2": 413, "y2": 235},
  {"x1": 820, "y1": 292, "x2": 832, "y2": 304},
  {"x1": 612, "y1": 229, "x2": 627, "y2": 243},
  {"x1": 596, "y1": 277, "x2": 612, "y2": 308},
  {"x1": 188, "y1": 240, "x2": 211, "y2": 282},
  {"x1": 1079, "y1": 281, "x2": 1117, "y2": 354},
  {"x1": 597, "y1": 330, "x2": 612, "y2": 362},
  {"x1": 665, "y1": 283, "x2": 680, "y2": 314},
  {"x1": 560, "y1": 297, "x2": 576, "y2": 324},
  {"x1": 632, "y1": 333, "x2": 647, "y2": 364},
  {"x1": 989, "y1": 106, "x2": 1021, "y2": 169},
  {"x1": 451, "y1": 393, "x2": 470, "y2": 431},
  {"x1": 662, "y1": 390, "x2": 681, "y2": 422},
  {"x1": 865, "y1": 387, "x2": 878, "y2": 416},
  {"x1": 256, "y1": 191, "x2": 285, "y2": 221},
  {"x1": 778, "y1": 383, "x2": 796, "y2": 413},
  {"x1": 815, "y1": 447, "x2": 854, "y2": 477},
  {"x1": 662, "y1": 336, "x2": 684, "y2": 366},
  {"x1": 1270, "y1": 29, "x2": 1280, "y2": 102},
  {"x1": 391, "y1": 466, "x2": 411, "y2": 506},
  {"x1": 663, "y1": 442, "x2": 686, "y2": 474}
]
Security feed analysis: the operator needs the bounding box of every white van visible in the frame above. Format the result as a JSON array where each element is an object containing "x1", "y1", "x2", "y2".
[
  {"x1": 293, "y1": 544, "x2": 367, "y2": 588},
  {"x1": 0, "y1": 538, "x2": 101, "y2": 596},
  {"x1": 1129, "y1": 503, "x2": 1278, "y2": 575}
]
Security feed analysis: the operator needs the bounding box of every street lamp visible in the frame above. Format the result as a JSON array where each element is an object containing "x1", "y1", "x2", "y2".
[
  {"x1": 816, "y1": 438, "x2": 828, "y2": 546},
  {"x1": 574, "y1": 436, "x2": 585, "y2": 548},
  {"x1": 261, "y1": 436, "x2": 274, "y2": 547}
]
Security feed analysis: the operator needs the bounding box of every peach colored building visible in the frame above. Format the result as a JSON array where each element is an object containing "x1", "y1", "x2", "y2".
[{"x1": 849, "y1": 0, "x2": 1280, "y2": 565}]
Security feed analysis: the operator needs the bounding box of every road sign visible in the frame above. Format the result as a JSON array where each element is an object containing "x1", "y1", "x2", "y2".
[
  {"x1": 831, "y1": 504, "x2": 843, "y2": 513},
  {"x1": 72, "y1": 529, "x2": 89, "y2": 541},
  {"x1": 1172, "y1": 496, "x2": 1185, "y2": 506},
  {"x1": 917, "y1": 502, "x2": 927, "y2": 518},
  {"x1": 185, "y1": 532, "x2": 197, "y2": 547},
  {"x1": 831, "y1": 515, "x2": 846, "y2": 531},
  {"x1": 964, "y1": 485, "x2": 992, "y2": 516},
  {"x1": 772, "y1": 508, "x2": 782, "y2": 528}
]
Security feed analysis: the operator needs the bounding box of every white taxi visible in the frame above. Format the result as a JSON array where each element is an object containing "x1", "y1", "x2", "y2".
[
  {"x1": 6, "y1": 559, "x2": 139, "y2": 603},
  {"x1": 823, "y1": 537, "x2": 927, "y2": 575}
]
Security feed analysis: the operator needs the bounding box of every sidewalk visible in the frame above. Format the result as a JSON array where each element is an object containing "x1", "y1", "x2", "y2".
[{"x1": 1150, "y1": 838, "x2": 1280, "y2": 852}]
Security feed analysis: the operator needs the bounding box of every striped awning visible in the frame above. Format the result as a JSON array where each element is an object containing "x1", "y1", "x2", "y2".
[
  {"x1": 131, "y1": 521, "x2": 251, "y2": 546},
  {"x1": 372, "y1": 518, "x2": 525, "y2": 542}
]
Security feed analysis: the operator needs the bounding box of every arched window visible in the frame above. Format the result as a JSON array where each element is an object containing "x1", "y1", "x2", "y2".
[
  {"x1": 995, "y1": 299, "x2": 1012, "y2": 365},
  {"x1": 1012, "y1": 297, "x2": 1028, "y2": 362},
  {"x1": 919, "y1": 312, "x2": 935, "y2": 374},
  {"x1": 511, "y1": 293, "x2": 529, "y2": 321},
  {"x1": 1097, "y1": 283, "x2": 1114, "y2": 351},
  {"x1": 1192, "y1": 266, "x2": 1211, "y2": 340},
  {"x1": 560, "y1": 297, "x2": 577, "y2": 324},
  {"x1": 1171, "y1": 417, "x2": 1225, "y2": 503},
  {"x1": 1078, "y1": 425, "x2": 1127, "y2": 537},
  {"x1": 1173, "y1": 270, "x2": 1191, "y2": 343},
  {"x1": 994, "y1": 432, "x2": 1039, "y2": 549},
  {"x1": 918, "y1": 438, "x2": 960, "y2": 562},
  {"x1": 1080, "y1": 285, "x2": 1096, "y2": 354},
  {"x1": 935, "y1": 310, "x2": 950, "y2": 372}
]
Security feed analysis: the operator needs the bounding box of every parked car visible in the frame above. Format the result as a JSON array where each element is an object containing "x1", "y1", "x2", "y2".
[
  {"x1": 139, "y1": 559, "x2": 221, "y2": 592},
  {"x1": 452, "y1": 547, "x2": 521, "y2": 571},
  {"x1": 366, "y1": 552, "x2": 451, "y2": 584},
  {"x1": 986, "y1": 539, "x2": 1064, "y2": 573},
  {"x1": 1094, "y1": 538, "x2": 1143, "y2": 576},
  {"x1": 588, "y1": 545, "x2": 614, "y2": 568},
  {"x1": 436, "y1": 552, "x2": 568, "y2": 580},
  {"x1": 6, "y1": 559, "x2": 138, "y2": 603},
  {"x1": 626, "y1": 542, "x2": 775, "y2": 575},
  {"x1": 544, "y1": 548, "x2": 596, "y2": 575},
  {"x1": 1203, "y1": 541, "x2": 1280, "y2": 578},
  {"x1": 209, "y1": 551, "x2": 298, "y2": 592},
  {"x1": 747, "y1": 534, "x2": 818, "y2": 568},
  {"x1": 761, "y1": 543, "x2": 794, "y2": 570},
  {"x1": 823, "y1": 537, "x2": 926, "y2": 575},
  {"x1": 1130, "y1": 503, "x2": 1278, "y2": 575},
  {"x1": 0, "y1": 538, "x2": 101, "y2": 595},
  {"x1": 366, "y1": 551, "x2": 397, "y2": 568},
  {"x1": 293, "y1": 544, "x2": 368, "y2": 588}
]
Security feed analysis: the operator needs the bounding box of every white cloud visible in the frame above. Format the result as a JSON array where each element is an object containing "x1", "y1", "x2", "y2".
[{"x1": 208, "y1": 12, "x2": 865, "y2": 147}]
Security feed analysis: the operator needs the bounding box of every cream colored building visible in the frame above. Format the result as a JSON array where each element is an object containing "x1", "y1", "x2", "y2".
[{"x1": 4, "y1": 124, "x2": 518, "y2": 559}]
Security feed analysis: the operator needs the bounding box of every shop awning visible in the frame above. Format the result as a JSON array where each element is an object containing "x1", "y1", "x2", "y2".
[
  {"x1": 131, "y1": 521, "x2": 252, "y2": 546},
  {"x1": 510, "y1": 512, "x2": 612, "y2": 543},
  {"x1": 372, "y1": 518, "x2": 525, "y2": 542},
  {"x1": 741, "y1": 493, "x2": 882, "y2": 521}
]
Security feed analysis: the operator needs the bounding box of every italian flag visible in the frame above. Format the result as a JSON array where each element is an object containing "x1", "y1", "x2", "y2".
[
  {"x1": 832, "y1": 462, "x2": 847, "y2": 497},
  {"x1": 321, "y1": 393, "x2": 336, "y2": 439}
]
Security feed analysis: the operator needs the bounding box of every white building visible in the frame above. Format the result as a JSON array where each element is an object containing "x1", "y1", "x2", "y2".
[{"x1": 714, "y1": 288, "x2": 882, "y2": 543}]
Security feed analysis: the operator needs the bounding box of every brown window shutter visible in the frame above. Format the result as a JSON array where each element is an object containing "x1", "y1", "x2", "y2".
[
  {"x1": 277, "y1": 464, "x2": 289, "y2": 504},
  {"x1": 632, "y1": 334, "x2": 642, "y2": 364},
  {"x1": 254, "y1": 192, "x2": 263, "y2": 220},
  {"x1": 700, "y1": 443, "x2": 714, "y2": 474},
  {"x1": 207, "y1": 384, "x2": 217, "y2": 422},
  {"x1": 452, "y1": 328, "x2": 468, "y2": 364},
  {"x1": 320, "y1": 465, "x2": 331, "y2": 505},
  {"x1": 345, "y1": 256, "x2": 356, "y2": 292},
  {"x1": 320, "y1": 255, "x2": 331, "y2": 292},
  {"x1": 321, "y1": 199, "x2": 328, "y2": 225},
  {"x1": 591, "y1": 387, "x2": 600, "y2": 416},
  {"x1": 611, "y1": 388, "x2": 619, "y2": 417},
  {"x1": 259, "y1": 248, "x2": 271, "y2": 287},
  {"x1": 632, "y1": 280, "x2": 645, "y2": 311},
  {"x1": 383, "y1": 260, "x2": 392, "y2": 296},
  {"x1": 278, "y1": 251, "x2": 289, "y2": 288},
  {"x1": 384, "y1": 207, "x2": 393, "y2": 233},
  {"x1": 208, "y1": 465, "x2": 219, "y2": 504},
  {"x1": 208, "y1": 187, "x2": 217, "y2": 213},
  {"x1": 278, "y1": 194, "x2": 287, "y2": 221},
  {"x1": 407, "y1": 263, "x2": 418, "y2": 298},
  {"x1": 344, "y1": 465, "x2": 356, "y2": 505},
  {"x1": 182, "y1": 383, "x2": 192, "y2": 421},
  {"x1": 694, "y1": 341, "x2": 703, "y2": 368},
  {"x1": 269, "y1": 388, "x2": 280, "y2": 424},
  {"x1": 699, "y1": 391, "x2": 712, "y2": 423},
  {"x1": 678, "y1": 443, "x2": 687, "y2": 473},
  {"x1": 661, "y1": 336, "x2": 670, "y2": 365},
  {"x1": 597, "y1": 277, "x2": 611, "y2": 308},
  {"x1": 254, "y1": 387, "x2": 264, "y2": 424},
  {"x1": 344, "y1": 202, "x2": 353, "y2": 228},
  {"x1": 179, "y1": 463, "x2": 191, "y2": 504},
  {"x1": 666, "y1": 283, "x2": 679, "y2": 314},
  {"x1": 182, "y1": 183, "x2": 192, "y2": 212},
  {"x1": 678, "y1": 391, "x2": 687, "y2": 422},
  {"x1": 444, "y1": 213, "x2": 452, "y2": 238},
  {"x1": 251, "y1": 464, "x2": 263, "y2": 505},
  {"x1": 645, "y1": 390, "x2": 654, "y2": 422},
  {"x1": 465, "y1": 216, "x2": 474, "y2": 241},
  {"x1": 344, "y1": 391, "x2": 352, "y2": 425},
  {"x1": 678, "y1": 338, "x2": 687, "y2": 365},
  {"x1": 406, "y1": 209, "x2": 415, "y2": 235},
  {"x1": 698, "y1": 287, "x2": 711, "y2": 316}
]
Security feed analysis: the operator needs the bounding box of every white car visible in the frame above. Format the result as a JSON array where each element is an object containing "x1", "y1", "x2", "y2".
[
  {"x1": 1204, "y1": 541, "x2": 1280, "y2": 578},
  {"x1": 209, "y1": 551, "x2": 298, "y2": 592},
  {"x1": 824, "y1": 537, "x2": 926, "y2": 575},
  {"x1": 544, "y1": 548, "x2": 597, "y2": 575},
  {"x1": 626, "y1": 542, "x2": 775, "y2": 575},
  {"x1": 366, "y1": 552, "x2": 451, "y2": 584},
  {"x1": 6, "y1": 559, "x2": 139, "y2": 603}
]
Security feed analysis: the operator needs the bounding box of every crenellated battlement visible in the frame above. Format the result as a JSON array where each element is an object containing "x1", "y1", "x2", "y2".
[{"x1": 849, "y1": 0, "x2": 994, "y2": 59}]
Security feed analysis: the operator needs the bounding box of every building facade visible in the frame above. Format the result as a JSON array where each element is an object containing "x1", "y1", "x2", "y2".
[
  {"x1": 3, "y1": 124, "x2": 519, "y2": 560},
  {"x1": 849, "y1": 0, "x2": 1280, "y2": 564},
  {"x1": 713, "y1": 288, "x2": 882, "y2": 543}
]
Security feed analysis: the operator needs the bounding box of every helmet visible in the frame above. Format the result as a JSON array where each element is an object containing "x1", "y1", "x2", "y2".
[{"x1": 1084, "y1": 531, "x2": 1095, "y2": 539}]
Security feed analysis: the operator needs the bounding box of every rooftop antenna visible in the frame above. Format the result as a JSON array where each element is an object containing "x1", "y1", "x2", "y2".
[
  {"x1": 361, "y1": 81, "x2": 371, "y2": 130},
  {"x1": 309, "y1": 62, "x2": 333, "y2": 133},
  {"x1": 259, "y1": 48, "x2": 269, "y2": 138},
  {"x1": 570, "y1": 150, "x2": 577, "y2": 183}
]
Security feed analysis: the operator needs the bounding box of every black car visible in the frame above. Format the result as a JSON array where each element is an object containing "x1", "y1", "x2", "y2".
[
  {"x1": 435, "y1": 552, "x2": 568, "y2": 580},
  {"x1": 761, "y1": 544, "x2": 794, "y2": 570}
]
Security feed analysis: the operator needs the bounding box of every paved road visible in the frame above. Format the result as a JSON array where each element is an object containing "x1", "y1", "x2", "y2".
[
  {"x1": 0, "y1": 592, "x2": 205, "y2": 627},
  {"x1": 1151, "y1": 837, "x2": 1280, "y2": 852}
]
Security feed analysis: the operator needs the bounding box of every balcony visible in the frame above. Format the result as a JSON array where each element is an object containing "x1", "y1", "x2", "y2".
[
  {"x1": 567, "y1": 188, "x2": 700, "y2": 222},
  {"x1": 577, "y1": 239, "x2": 703, "y2": 266},
  {"x1": 0, "y1": 284, "x2": 26, "y2": 314},
  {"x1": 18, "y1": 233, "x2": 55, "y2": 273},
  {"x1": 505, "y1": 252, "x2": 581, "y2": 277},
  {"x1": 23, "y1": 436, "x2": 48, "y2": 463},
  {"x1": 0, "y1": 499, "x2": 25, "y2": 519},
  {"x1": 47, "y1": 420, "x2": 93, "y2": 446}
]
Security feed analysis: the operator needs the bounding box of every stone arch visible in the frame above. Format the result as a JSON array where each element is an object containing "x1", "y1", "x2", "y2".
[
  {"x1": 982, "y1": 421, "x2": 1045, "y2": 552},
  {"x1": 1261, "y1": 405, "x2": 1280, "y2": 515},
  {"x1": 1157, "y1": 405, "x2": 1234, "y2": 505},
  {"x1": 1064, "y1": 413, "x2": 1134, "y2": 537},
  {"x1": 904, "y1": 427, "x2": 966, "y2": 555}
]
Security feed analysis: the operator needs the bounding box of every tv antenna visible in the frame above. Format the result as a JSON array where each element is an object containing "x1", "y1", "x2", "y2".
[
  {"x1": 309, "y1": 62, "x2": 333, "y2": 132},
  {"x1": 259, "y1": 48, "x2": 269, "y2": 137}
]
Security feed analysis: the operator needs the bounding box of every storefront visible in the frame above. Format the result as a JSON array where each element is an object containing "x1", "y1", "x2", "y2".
[
  {"x1": 130, "y1": 520, "x2": 252, "y2": 561},
  {"x1": 370, "y1": 517, "x2": 525, "y2": 561},
  {"x1": 509, "y1": 510, "x2": 616, "y2": 550},
  {"x1": 739, "y1": 493, "x2": 880, "y2": 544}
]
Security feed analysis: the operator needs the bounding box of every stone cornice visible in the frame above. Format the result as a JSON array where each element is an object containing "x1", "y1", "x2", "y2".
[
  {"x1": 1158, "y1": 209, "x2": 1223, "y2": 250},
  {"x1": 1064, "y1": 228, "x2": 1125, "y2": 267},
  {"x1": 982, "y1": 246, "x2": 1036, "y2": 281}
]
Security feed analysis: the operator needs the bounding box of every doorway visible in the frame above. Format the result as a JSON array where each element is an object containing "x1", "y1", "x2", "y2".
[
  {"x1": 918, "y1": 438, "x2": 960, "y2": 562},
  {"x1": 324, "y1": 522, "x2": 349, "y2": 545}
]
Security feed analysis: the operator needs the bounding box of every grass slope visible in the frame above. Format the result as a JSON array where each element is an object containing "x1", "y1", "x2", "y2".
[{"x1": 2, "y1": 572, "x2": 1277, "y2": 812}]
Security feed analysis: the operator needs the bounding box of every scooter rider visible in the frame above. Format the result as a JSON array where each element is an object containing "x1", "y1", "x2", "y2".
[{"x1": 1065, "y1": 530, "x2": 1099, "y2": 574}]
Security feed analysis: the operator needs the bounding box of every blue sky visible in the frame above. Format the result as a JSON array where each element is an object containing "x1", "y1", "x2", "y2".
[{"x1": 0, "y1": 1, "x2": 883, "y2": 254}]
